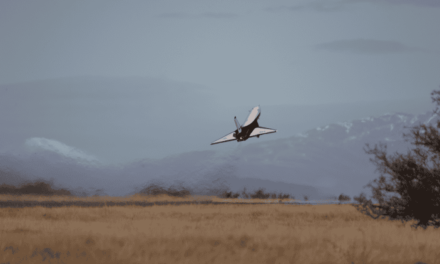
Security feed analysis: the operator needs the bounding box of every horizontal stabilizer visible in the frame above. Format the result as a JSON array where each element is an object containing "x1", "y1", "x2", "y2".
[
  {"x1": 211, "y1": 131, "x2": 236, "y2": 145},
  {"x1": 249, "y1": 127, "x2": 276, "y2": 138}
]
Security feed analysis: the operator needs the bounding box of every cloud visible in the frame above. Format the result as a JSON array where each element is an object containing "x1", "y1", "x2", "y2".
[
  {"x1": 315, "y1": 39, "x2": 424, "y2": 54},
  {"x1": 266, "y1": 0, "x2": 440, "y2": 13},
  {"x1": 266, "y1": 2, "x2": 345, "y2": 13},
  {"x1": 355, "y1": 0, "x2": 440, "y2": 8},
  {"x1": 158, "y1": 12, "x2": 238, "y2": 19},
  {"x1": 25, "y1": 137, "x2": 99, "y2": 162}
]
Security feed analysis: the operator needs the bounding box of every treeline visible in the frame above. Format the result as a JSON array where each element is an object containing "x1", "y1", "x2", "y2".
[
  {"x1": 139, "y1": 184, "x2": 352, "y2": 201},
  {"x1": 0, "y1": 181, "x2": 71, "y2": 196},
  {"x1": 138, "y1": 183, "x2": 191, "y2": 197},
  {"x1": 0, "y1": 181, "x2": 353, "y2": 203},
  {"x1": 222, "y1": 188, "x2": 291, "y2": 199},
  {"x1": 138, "y1": 184, "x2": 354, "y2": 202},
  {"x1": 137, "y1": 183, "x2": 293, "y2": 199}
]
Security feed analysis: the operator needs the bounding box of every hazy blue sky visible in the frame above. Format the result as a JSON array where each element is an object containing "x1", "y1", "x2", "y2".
[
  {"x1": 1, "y1": 0, "x2": 439, "y2": 106},
  {"x1": 1, "y1": 1, "x2": 440, "y2": 195}
]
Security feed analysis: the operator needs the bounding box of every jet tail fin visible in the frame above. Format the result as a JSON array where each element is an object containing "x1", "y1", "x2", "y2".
[{"x1": 234, "y1": 116, "x2": 241, "y2": 133}]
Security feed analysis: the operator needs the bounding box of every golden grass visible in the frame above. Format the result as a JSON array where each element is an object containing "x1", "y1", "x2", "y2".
[{"x1": 1, "y1": 195, "x2": 438, "y2": 264}]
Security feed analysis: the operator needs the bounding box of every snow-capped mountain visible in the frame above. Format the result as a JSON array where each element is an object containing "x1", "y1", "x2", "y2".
[
  {"x1": 0, "y1": 110, "x2": 437, "y2": 198},
  {"x1": 228, "y1": 111, "x2": 437, "y2": 197}
]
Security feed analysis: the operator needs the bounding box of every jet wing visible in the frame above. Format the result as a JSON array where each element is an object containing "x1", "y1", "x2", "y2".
[
  {"x1": 211, "y1": 131, "x2": 236, "y2": 145},
  {"x1": 249, "y1": 127, "x2": 277, "y2": 138}
]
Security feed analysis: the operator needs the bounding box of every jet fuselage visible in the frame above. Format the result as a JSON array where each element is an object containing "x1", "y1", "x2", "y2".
[{"x1": 234, "y1": 107, "x2": 260, "y2": 141}]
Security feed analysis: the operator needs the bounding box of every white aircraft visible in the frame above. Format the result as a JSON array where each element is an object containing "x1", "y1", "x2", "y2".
[{"x1": 211, "y1": 106, "x2": 277, "y2": 145}]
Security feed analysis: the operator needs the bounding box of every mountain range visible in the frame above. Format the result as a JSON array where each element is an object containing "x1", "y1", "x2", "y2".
[
  {"x1": 1, "y1": 109, "x2": 436, "y2": 199},
  {"x1": 0, "y1": 77, "x2": 435, "y2": 198}
]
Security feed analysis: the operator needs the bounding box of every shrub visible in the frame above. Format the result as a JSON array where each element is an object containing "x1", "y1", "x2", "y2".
[
  {"x1": 139, "y1": 183, "x2": 191, "y2": 197},
  {"x1": 221, "y1": 191, "x2": 240, "y2": 198},
  {"x1": 250, "y1": 188, "x2": 271, "y2": 199},
  {"x1": 222, "y1": 188, "x2": 292, "y2": 199},
  {"x1": 354, "y1": 90, "x2": 440, "y2": 229},
  {"x1": 278, "y1": 193, "x2": 291, "y2": 199},
  {"x1": 338, "y1": 193, "x2": 351, "y2": 202}
]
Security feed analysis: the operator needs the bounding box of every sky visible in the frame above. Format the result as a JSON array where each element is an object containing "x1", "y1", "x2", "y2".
[
  {"x1": 1, "y1": 0, "x2": 440, "y2": 196},
  {"x1": 1, "y1": 0, "x2": 439, "y2": 106},
  {"x1": 0, "y1": 0, "x2": 440, "y2": 163}
]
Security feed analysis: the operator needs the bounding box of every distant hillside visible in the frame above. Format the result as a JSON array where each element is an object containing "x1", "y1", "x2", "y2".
[
  {"x1": 0, "y1": 77, "x2": 431, "y2": 164},
  {"x1": 229, "y1": 111, "x2": 437, "y2": 197},
  {"x1": 0, "y1": 108, "x2": 436, "y2": 199}
]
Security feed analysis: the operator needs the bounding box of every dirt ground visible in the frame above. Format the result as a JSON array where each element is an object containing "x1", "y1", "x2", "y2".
[{"x1": 0, "y1": 195, "x2": 437, "y2": 264}]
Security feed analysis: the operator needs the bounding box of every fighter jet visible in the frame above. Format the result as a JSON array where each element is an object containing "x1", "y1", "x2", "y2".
[{"x1": 211, "y1": 106, "x2": 276, "y2": 145}]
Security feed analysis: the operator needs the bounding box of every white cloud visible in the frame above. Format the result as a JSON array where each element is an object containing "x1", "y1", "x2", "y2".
[
  {"x1": 158, "y1": 12, "x2": 238, "y2": 19},
  {"x1": 266, "y1": 0, "x2": 440, "y2": 13},
  {"x1": 316, "y1": 39, "x2": 424, "y2": 54},
  {"x1": 354, "y1": 0, "x2": 440, "y2": 8}
]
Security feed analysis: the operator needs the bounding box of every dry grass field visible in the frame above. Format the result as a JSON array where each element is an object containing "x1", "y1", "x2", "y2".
[{"x1": 0, "y1": 194, "x2": 438, "y2": 264}]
